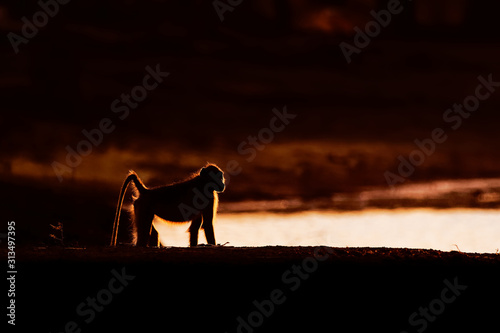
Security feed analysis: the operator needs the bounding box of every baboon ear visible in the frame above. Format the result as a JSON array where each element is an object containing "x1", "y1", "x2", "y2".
[{"x1": 200, "y1": 167, "x2": 207, "y2": 175}]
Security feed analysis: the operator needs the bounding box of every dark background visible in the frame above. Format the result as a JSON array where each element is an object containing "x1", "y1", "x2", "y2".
[{"x1": 1, "y1": 0, "x2": 500, "y2": 245}]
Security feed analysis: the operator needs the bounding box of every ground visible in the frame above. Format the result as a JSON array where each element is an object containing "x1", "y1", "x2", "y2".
[{"x1": 7, "y1": 245, "x2": 500, "y2": 332}]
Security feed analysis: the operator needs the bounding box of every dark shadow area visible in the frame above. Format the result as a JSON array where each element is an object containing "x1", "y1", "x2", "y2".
[{"x1": 10, "y1": 246, "x2": 500, "y2": 332}]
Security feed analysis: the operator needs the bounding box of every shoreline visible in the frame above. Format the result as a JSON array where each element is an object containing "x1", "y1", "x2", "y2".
[{"x1": 13, "y1": 245, "x2": 500, "y2": 261}]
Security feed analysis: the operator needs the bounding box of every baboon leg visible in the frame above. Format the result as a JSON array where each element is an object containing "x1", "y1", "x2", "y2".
[
  {"x1": 203, "y1": 223, "x2": 216, "y2": 245},
  {"x1": 149, "y1": 223, "x2": 160, "y2": 247},
  {"x1": 202, "y1": 214, "x2": 216, "y2": 246},
  {"x1": 189, "y1": 216, "x2": 203, "y2": 247},
  {"x1": 134, "y1": 205, "x2": 155, "y2": 247}
]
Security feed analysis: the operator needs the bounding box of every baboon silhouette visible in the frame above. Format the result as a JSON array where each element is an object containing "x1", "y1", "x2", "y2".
[{"x1": 111, "y1": 164, "x2": 225, "y2": 247}]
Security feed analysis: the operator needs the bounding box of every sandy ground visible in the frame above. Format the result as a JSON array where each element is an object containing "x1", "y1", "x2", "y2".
[{"x1": 6, "y1": 246, "x2": 500, "y2": 332}]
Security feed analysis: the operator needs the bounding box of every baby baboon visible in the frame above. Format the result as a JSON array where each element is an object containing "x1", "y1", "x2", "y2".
[{"x1": 110, "y1": 164, "x2": 225, "y2": 247}]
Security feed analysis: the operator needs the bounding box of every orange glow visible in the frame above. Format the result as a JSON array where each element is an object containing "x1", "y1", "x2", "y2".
[
  {"x1": 154, "y1": 209, "x2": 500, "y2": 254},
  {"x1": 296, "y1": 8, "x2": 355, "y2": 34}
]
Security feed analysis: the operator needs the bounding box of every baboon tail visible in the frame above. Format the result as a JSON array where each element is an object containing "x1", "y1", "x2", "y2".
[
  {"x1": 128, "y1": 170, "x2": 147, "y2": 195},
  {"x1": 110, "y1": 171, "x2": 147, "y2": 246}
]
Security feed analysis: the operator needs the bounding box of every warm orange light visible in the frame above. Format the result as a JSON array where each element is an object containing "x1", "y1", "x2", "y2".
[{"x1": 154, "y1": 209, "x2": 500, "y2": 254}]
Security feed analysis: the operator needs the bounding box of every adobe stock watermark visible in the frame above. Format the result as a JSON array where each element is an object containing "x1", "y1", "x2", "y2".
[
  {"x1": 400, "y1": 276, "x2": 467, "y2": 333},
  {"x1": 178, "y1": 105, "x2": 296, "y2": 220},
  {"x1": 226, "y1": 246, "x2": 333, "y2": 333},
  {"x1": 51, "y1": 64, "x2": 169, "y2": 182},
  {"x1": 50, "y1": 267, "x2": 135, "y2": 333},
  {"x1": 340, "y1": 0, "x2": 411, "y2": 64},
  {"x1": 6, "y1": 221, "x2": 16, "y2": 326},
  {"x1": 385, "y1": 74, "x2": 499, "y2": 187},
  {"x1": 212, "y1": 0, "x2": 244, "y2": 22},
  {"x1": 7, "y1": 0, "x2": 71, "y2": 54}
]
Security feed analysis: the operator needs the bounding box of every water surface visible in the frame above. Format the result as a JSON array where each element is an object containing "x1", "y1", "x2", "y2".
[{"x1": 154, "y1": 208, "x2": 500, "y2": 253}]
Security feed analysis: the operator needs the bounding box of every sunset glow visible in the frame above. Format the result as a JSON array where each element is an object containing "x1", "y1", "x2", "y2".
[{"x1": 155, "y1": 208, "x2": 500, "y2": 253}]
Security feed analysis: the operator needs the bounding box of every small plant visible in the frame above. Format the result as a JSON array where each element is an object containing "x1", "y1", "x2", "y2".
[{"x1": 49, "y1": 222, "x2": 64, "y2": 246}]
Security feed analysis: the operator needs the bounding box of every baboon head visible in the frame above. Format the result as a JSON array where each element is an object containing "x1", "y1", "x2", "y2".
[{"x1": 200, "y1": 164, "x2": 225, "y2": 193}]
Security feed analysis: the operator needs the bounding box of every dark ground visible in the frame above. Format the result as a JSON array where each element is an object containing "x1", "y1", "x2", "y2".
[{"x1": 7, "y1": 246, "x2": 500, "y2": 332}]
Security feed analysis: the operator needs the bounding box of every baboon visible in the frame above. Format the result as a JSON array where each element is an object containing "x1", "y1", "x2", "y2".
[{"x1": 110, "y1": 164, "x2": 225, "y2": 247}]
